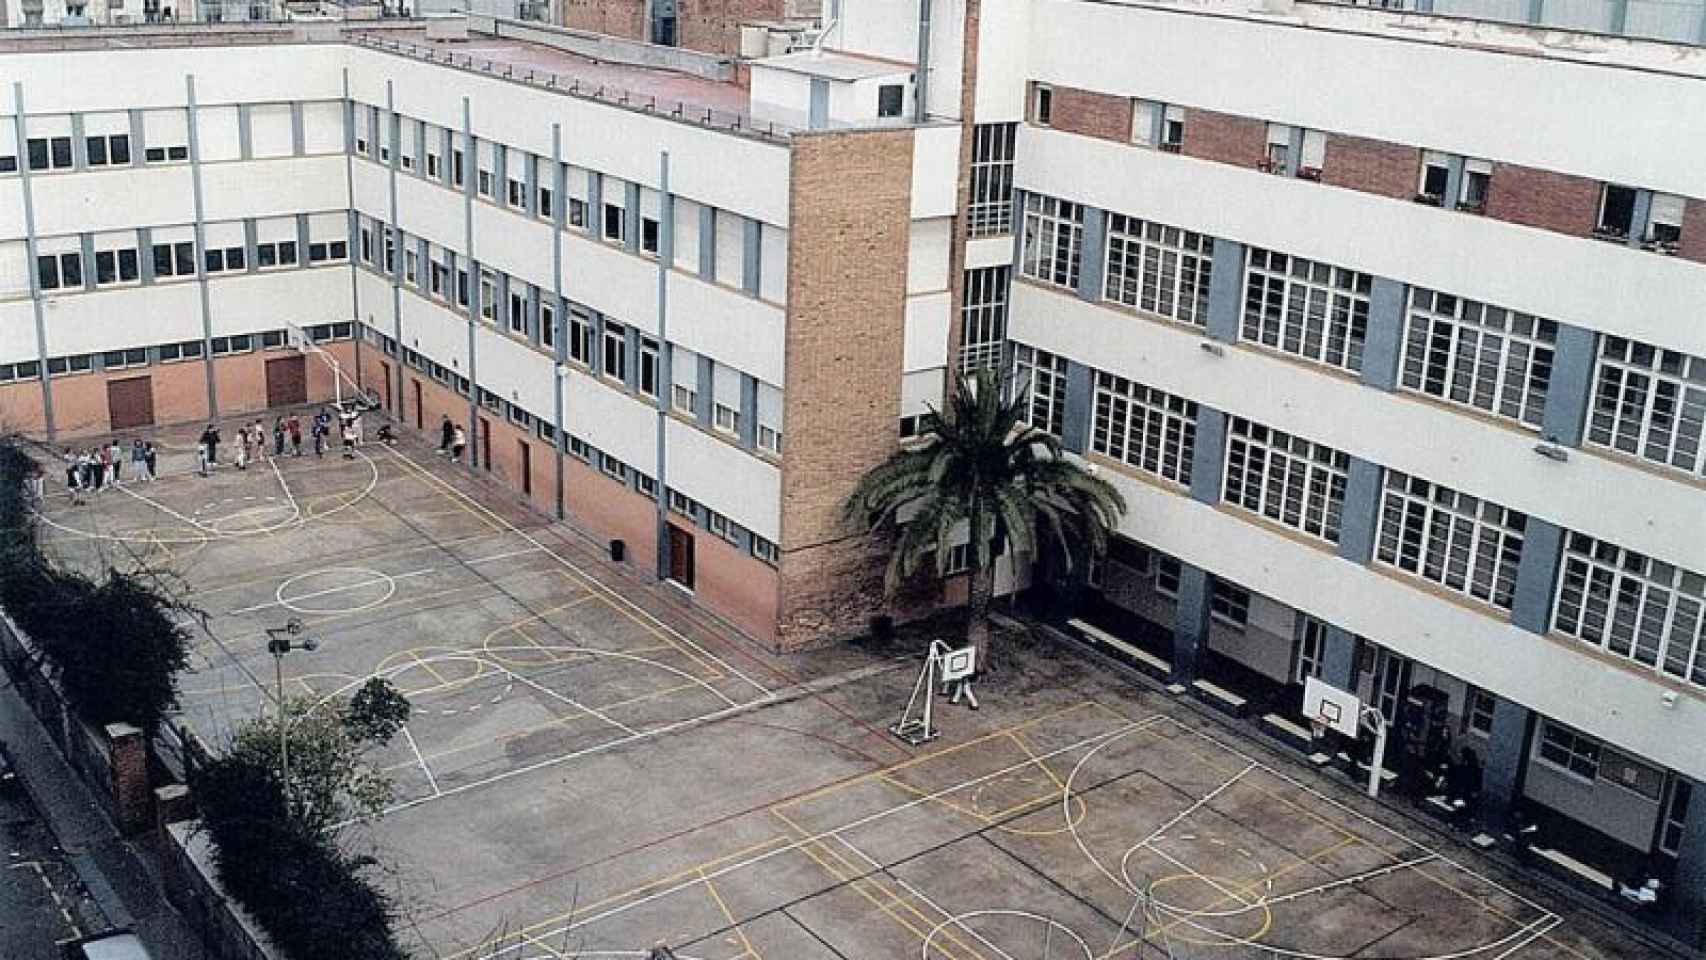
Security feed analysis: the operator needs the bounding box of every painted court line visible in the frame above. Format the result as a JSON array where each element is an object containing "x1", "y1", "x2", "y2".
[
  {"x1": 224, "y1": 546, "x2": 545, "y2": 616},
  {"x1": 385, "y1": 448, "x2": 774, "y2": 700},
  {"x1": 402, "y1": 726, "x2": 442, "y2": 797},
  {"x1": 1139, "y1": 760, "x2": 1256, "y2": 848},
  {"x1": 1256, "y1": 853, "x2": 1440, "y2": 907}
]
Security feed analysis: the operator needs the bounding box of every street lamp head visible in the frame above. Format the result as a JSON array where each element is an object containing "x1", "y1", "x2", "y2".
[
  {"x1": 285, "y1": 617, "x2": 305, "y2": 636},
  {"x1": 301, "y1": 637, "x2": 320, "y2": 653}
]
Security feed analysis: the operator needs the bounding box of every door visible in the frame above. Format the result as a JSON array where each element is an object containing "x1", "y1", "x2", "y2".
[
  {"x1": 412, "y1": 379, "x2": 423, "y2": 430},
  {"x1": 106, "y1": 376, "x2": 155, "y2": 430},
  {"x1": 1374, "y1": 648, "x2": 1410, "y2": 724},
  {"x1": 479, "y1": 418, "x2": 492, "y2": 471},
  {"x1": 264, "y1": 355, "x2": 308, "y2": 408},
  {"x1": 667, "y1": 524, "x2": 695, "y2": 590},
  {"x1": 518, "y1": 440, "x2": 532, "y2": 497},
  {"x1": 378, "y1": 361, "x2": 392, "y2": 413}
]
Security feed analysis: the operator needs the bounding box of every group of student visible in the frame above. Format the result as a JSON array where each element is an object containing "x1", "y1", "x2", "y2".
[
  {"x1": 62, "y1": 439, "x2": 158, "y2": 503},
  {"x1": 436, "y1": 415, "x2": 468, "y2": 462},
  {"x1": 196, "y1": 408, "x2": 373, "y2": 476}
]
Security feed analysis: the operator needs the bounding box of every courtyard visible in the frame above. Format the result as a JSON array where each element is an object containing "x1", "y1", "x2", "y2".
[{"x1": 32, "y1": 423, "x2": 1664, "y2": 960}]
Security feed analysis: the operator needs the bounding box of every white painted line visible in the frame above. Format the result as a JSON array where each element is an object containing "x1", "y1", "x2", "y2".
[
  {"x1": 116, "y1": 482, "x2": 208, "y2": 531},
  {"x1": 402, "y1": 726, "x2": 441, "y2": 797},
  {"x1": 498, "y1": 665, "x2": 639, "y2": 737},
  {"x1": 1139, "y1": 761, "x2": 1255, "y2": 849},
  {"x1": 835, "y1": 835, "x2": 1021, "y2": 960},
  {"x1": 267, "y1": 455, "x2": 304, "y2": 526},
  {"x1": 226, "y1": 567, "x2": 434, "y2": 616},
  {"x1": 1489, "y1": 915, "x2": 1562, "y2": 960},
  {"x1": 1258, "y1": 853, "x2": 1439, "y2": 907}
]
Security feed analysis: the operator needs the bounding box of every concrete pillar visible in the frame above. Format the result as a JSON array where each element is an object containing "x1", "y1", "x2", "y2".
[
  {"x1": 1480, "y1": 697, "x2": 1534, "y2": 832},
  {"x1": 1510, "y1": 518, "x2": 1565, "y2": 635},
  {"x1": 1171, "y1": 563, "x2": 1210, "y2": 683},
  {"x1": 1337, "y1": 457, "x2": 1384, "y2": 563},
  {"x1": 1321, "y1": 625, "x2": 1360, "y2": 691},
  {"x1": 1075, "y1": 206, "x2": 1106, "y2": 303},
  {"x1": 697, "y1": 204, "x2": 715, "y2": 278},
  {"x1": 1203, "y1": 239, "x2": 1244, "y2": 343},
  {"x1": 739, "y1": 373, "x2": 758, "y2": 449},
  {"x1": 1060, "y1": 361, "x2": 1092, "y2": 454},
  {"x1": 694, "y1": 355, "x2": 714, "y2": 426},
  {"x1": 1540, "y1": 323, "x2": 1597, "y2": 446},
  {"x1": 1188, "y1": 406, "x2": 1227, "y2": 505},
  {"x1": 625, "y1": 180, "x2": 642, "y2": 254},
  {"x1": 741, "y1": 217, "x2": 761, "y2": 296},
  {"x1": 1360, "y1": 277, "x2": 1407, "y2": 391}
]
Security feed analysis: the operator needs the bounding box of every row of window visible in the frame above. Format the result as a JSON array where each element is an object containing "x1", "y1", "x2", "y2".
[
  {"x1": 31, "y1": 220, "x2": 347, "y2": 293},
  {"x1": 0, "y1": 325, "x2": 351, "y2": 384},
  {"x1": 3, "y1": 101, "x2": 347, "y2": 175}
]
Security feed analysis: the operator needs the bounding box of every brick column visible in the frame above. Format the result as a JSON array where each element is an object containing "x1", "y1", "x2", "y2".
[
  {"x1": 1480, "y1": 697, "x2": 1534, "y2": 832},
  {"x1": 1336, "y1": 457, "x2": 1384, "y2": 564},
  {"x1": 1509, "y1": 518, "x2": 1565, "y2": 635},
  {"x1": 1204, "y1": 240, "x2": 1244, "y2": 343},
  {"x1": 1188, "y1": 406, "x2": 1226, "y2": 505},
  {"x1": 1171, "y1": 563, "x2": 1210, "y2": 682},
  {"x1": 105, "y1": 723, "x2": 150, "y2": 834},
  {"x1": 1540, "y1": 323, "x2": 1597, "y2": 446},
  {"x1": 1360, "y1": 277, "x2": 1407, "y2": 392}
]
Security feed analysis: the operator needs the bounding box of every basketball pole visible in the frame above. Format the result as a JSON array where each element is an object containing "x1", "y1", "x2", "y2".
[
  {"x1": 279, "y1": 318, "x2": 367, "y2": 410},
  {"x1": 1363, "y1": 706, "x2": 1389, "y2": 800}
]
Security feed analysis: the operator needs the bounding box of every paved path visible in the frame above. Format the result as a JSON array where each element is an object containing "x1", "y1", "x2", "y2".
[{"x1": 0, "y1": 675, "x2": 206, "y2": 959}]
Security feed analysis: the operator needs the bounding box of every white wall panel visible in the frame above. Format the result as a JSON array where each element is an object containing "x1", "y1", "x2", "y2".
[
  {"x1": 0, "y1": 300, "x2": 38, "y2": 363},
  {"x1": 250, "y1": 103, "x2": 295, "y2": 159},
  {"x1": 197, "y1": 106, "x2": 242, "y2": 163},
  {"x1": 563, "y1": 235, "x2": 658, "y2": 334},
  {"x1": 40, "y1": 282, "x2": 200, "y2": 355},
  {"x1": 1018, "y1": 130, "x2": 1706, "y2": 357},
  {"x1": 208, "y1": 270, "x2": 348, "y2": 337},
  {"x1": 965, "y1": 235, "x2": 1015, "y2": 270},
  {"x1": 664, "y1": 416, "x2": 780, "y2": 541},
  {"x1": 666, "y1": 273, "x2": 784, "y2": 386},
  {"x1": 301, "y1": 101, "x2": 345, "y2": 155},
  {"x1": 672, "y1": 196, "x2": 700, "y2": 274},
  {"x1": 473, "y1": 325, "x2": 554, "y2": 419},
  {"x1": 903, "y1": 291, "x2": 951, "y2": 374},
  {"x1": 901, "y1": 368, "x2": 944, "y2": 416},
  {"x1": 470, "y1": 206, "x2": 554, "y2": 294},
  {"x1": 1011, "y1": 282, "x2": 1706, "y2": 574},
  {"x1": 398, "y1": 287, "x2": 469, "y2": 372},
  {"x1": 910, "y1": 124, "x2": 961, "y2": 219},
  {"x1": 906, "y1": 217, "x2": 952, "y2": 295},
  {"x1": 565, "y1": 369, "x2": 656, "y2": 475},
  {"x1": 759, "y1": 224, "x2": 787, "y2": 304},
  {"x1": 29, "y1": 167, "x2": 196, "y2": 238},
  {"x1": 201, "y1": 155, "x2": 349, "y2": 224},
  {"x1": 391, "y1": 173, "x2": 464, "y2": 251}
]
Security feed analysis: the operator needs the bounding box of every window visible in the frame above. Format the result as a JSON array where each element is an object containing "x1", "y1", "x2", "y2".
[
  {"x1": 603, "y1": 203, "x2": 625, "y2": 243},
  {"x1": 1587, "y1": 337, "x2": 1706, "y2": 478},
  {"x1": 478, "y1": 170, "x2": 493, "y2": 197},
  {"x1": 509, "y1": 291, "x2": 527, "y2": 335},
  {"x1": 877, "y1": 83, "x2": 904, "y2": 118},
  {"x1": 638, "y1": 336, "x2": 659, "y2": 398},
  {"x1": 1020, "y1": 195, "x2": 1083, "y2": 289},
  {"x1": 27, "y1": 137, "x2": 73, "y2": 171},
  {"x1": 1376, "y1": 471, "x2": 1527, "y2": 609},
  {"x1": 540, "y1": 302, "x2": 556, "y2": 350},
  {"x1": 102, "y1": 348, "x2": 148, "y2": 370},
  {"x1": 457, "y1": 269, "x2": 471, "y2": 308},
  {"x1": 426, "y1": 149, "x2": 441, "y2": 179},
  {"x1": 1662, "y1": 779, "x2": 1692, "y2": 856},
  {"x1": 538, "y1": 186, "x2": 554, "y2": 220},
  {"x1": 507, "y1": 178, "x2": 525, "y2": 208},
  {"x1": 93, "y1": 248, "x2": 140, "y2": 286},
  {"x1": 85, "y1": 134, "x2": 131, "y2": 167},
  {"x1": 255, "y1": 240, "x2": 297, "y2": 269},
  {"x1": 758, "y1": 424, "x2": 782, "y2": 455},
  {"x1": 641, "y1": 218, "x2": 660, "y2": 256},
  {"x1": 1400, "y1": 289, "x2": 1555, "y2": 430},
  {"x1": 1465, "y1": 688, "x2": 1496, "y2": 737},
  {"x1": 1131, "y1": 101, "x2": 1159, "y2": 147},
  {"x1": 1537, "y1": 721, "x2": 1601, "y2": 781},
  {"x1": 309, "y1": 240, "x2": 349, "y2": 263},
  {"x1": 714, "y1": 402, "x2": 740, "y2": 435},
  {"x1": 382, "y1": 232, "x2": 395, "y2": 272},
  {"x1": 159, "y1": 340, "x2": 201, "y2": 363},
  {"x1": 479, "y1": 270, "x2": 496, "y2": 322},
  {"x1": 1160, "y1": 106, "x2": 1185, "y2": 151},
  {"x1": 1596, "y1": 184, "x2": 1637, "y2": 238},
  {"x1": 404, "y1": 248, "x2": 418, "y2": 284},
  {"x1": 568, "y1": 308, "x2": 594, "y2": 365},
  {"x1": 706, "y1": 511, "x2": 739, "y2": 544},
  {"x1": 1647, "y1": 193, "x2": 1685, "y2": 247},
  {"x1": 536, "y1": 420, "x2": 557, "y2": 443},
  {"x1": 37, "y1": 252, "x2": 81, "y2": 290},
  {"x1": 1091, "y1": 371, "x2": 1197, "y2": 487},
  {"x1": 1155, "y1": 555, "x2": 1182, "y2": 598},
  {"x1": 1103, "y1": 215, "x2": 1214, "y2": 326},
  {"x1": 451, "y1": 148, "x2": 465, "y2": 188},
  {"x1": 752, "y1": 535, "x2": 779, "y2": 565},
  {"x1": 673, "y1": 383, "x2": 697, "y2": 415},
  {"x1": 479, "y1": 387, "x2": 503, "y2": 413},
  {"x1": 508, "y1": 404, "x2": 533, "y2": 428},
  {"x1": 1459, "y1": 159, "x2": 1491, "y2": 212},
  {"x1": 569, "y1": 199, "x2": 587, "y2": 230},
  {"x1": 899, "y1": 414, "x2": 924, "y2": 440},
  {"x1": 599, "y1": 451, "x2": 627, "y2": 482},
  {"x1": 1032, "y1": 84, "x2": 1053, "y2": 126},
  {"x1": 143, "y1": 145, "x2": 187, "y2": 163},
  {"x1": 959, "y1": 266, "x2": 1009, "y2": 373},
  {"x1": 1295, "y1": 617, "x2": 1326, "y2": 684},
  {"x1": 1210, "y1": 579, "x2": 1250, "y2": 628},
  {"x1": 1011, "y1": 345, "x2": 1068, "y2": 437},
  {"x1": 668, "y1": 489, "x2": 697, "y2": 517},
  {"x1": 1553, "y1": 531, "x2": 1706, "y2": 688},
  {"x1": 967, "y1": 123, "x2": 1016, "y2": 237},
  {"x1": 634, "y1": 472, "x2": 657, "y2": 497},
  {"x1": 1263, "y1": 123, "x2": 1291, "y2": 174},
  {"x1": 46, "y1": 354, "x2": 93, "y2": 376},
  {"x1": 602, "y1": 320, "x2": 626, "y2": 381},
  {"x1": 1241, "y1": 248, "x2": 1371, "y2": 374},
  {"x1": 210, "y1": 335, "x2": 253, "y2": 355},
  {"x1": 1224, "y1": 417, "x2": 1349, "y2": 545},
  {"x1": 1418, "y1": 151, "x2": 1450, "y2": 204}
]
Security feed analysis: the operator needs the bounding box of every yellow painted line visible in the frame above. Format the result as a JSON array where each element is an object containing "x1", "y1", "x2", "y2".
[
  {"x1": 698, "y1": 868, "x2": 761, "y2": 960},
  {"x1": 1009, "y1": 730, "x2": 1068, "y2": 791},
  {"x1": 409, "y1": 650, "x2": 450, "y2": 685}
]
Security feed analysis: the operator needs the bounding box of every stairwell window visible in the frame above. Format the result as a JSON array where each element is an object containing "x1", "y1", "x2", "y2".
[
  {"x1": 1020, "y1": 194, "x2": 1083, "y2": 290},
  {"x1": 1032, "y1": 84, "x2": 1053, "y2": 127},
  {"x1": 1012, "y1": 344, "x2": 1067, "y2": 437}
]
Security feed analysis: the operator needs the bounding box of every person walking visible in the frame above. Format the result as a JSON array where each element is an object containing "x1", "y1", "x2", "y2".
[
  {"x1": 450, "y1": 424, "x2": 467, "y2": 464},
  {"x1": 63, "y1": 448, "x2": 80, "y2": 496},
  {"x1": 235, "y1": 426, "x2": 250, "y2": 471},
  {"x1": 340, "y1": 420, "x2": 356, "y2": 460},
  {"x1": 250, "y1": 420, "x2": 266, "y2": 461},
  {"x1": 108, "y1": 439, "x2": 124, "y2": 485},
  {"x1": 97, "y1": 444, "x2": 112, "y2": 491},
  {"x1": 143, "y1": 441, "x2": 158, "y2": 482},
  {"x1": 351, "y1": 411, "x2": 364, "y2": 447},
  {"x1": 130, "y1": 439, "x2": 146, "y2": 483},
  {"x1": 273, "y1": 417, "x2": 286, "y2": 457},
  {"x1": 438, "y1": 414, "x2": 454, "y2": 455},
  {"x1": 288, "y1": 414, "x2": 302, "y2": 456},
  {"x1": 200, "y1": 423, "x2": 221, "y2": 467}
]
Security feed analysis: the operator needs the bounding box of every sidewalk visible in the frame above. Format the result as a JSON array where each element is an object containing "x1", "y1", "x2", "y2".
[{"x1": 0, "y1": 675, "x2": 206, "y2": 960}]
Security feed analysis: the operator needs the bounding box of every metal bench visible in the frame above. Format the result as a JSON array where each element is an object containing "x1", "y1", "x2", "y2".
[
  {"x1": 1191, "y1": 678, "x2": 1248, "y2": 718},
  {"x1": 1068, "y1": 618, "x2": 1171, "y2": 681}
]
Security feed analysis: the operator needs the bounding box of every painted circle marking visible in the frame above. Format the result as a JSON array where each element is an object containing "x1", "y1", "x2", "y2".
[{"x1": 276, "y1": 566, "x2": 397, "y2": 615}]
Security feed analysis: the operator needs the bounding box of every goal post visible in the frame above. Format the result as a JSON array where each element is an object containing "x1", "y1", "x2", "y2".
[{"x1": 280, "y1": 320, "x2": 378, "y2": 412}]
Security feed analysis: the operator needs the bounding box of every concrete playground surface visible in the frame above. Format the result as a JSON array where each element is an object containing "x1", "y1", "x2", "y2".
[{"x1": 34, "y1": 424, "x2": 1660, "y2": 960}]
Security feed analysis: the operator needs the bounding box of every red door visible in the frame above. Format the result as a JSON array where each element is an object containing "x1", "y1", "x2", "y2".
[
  {"x1": 479, "y1": 418, "x2": 492, "y2": 472},
  {"x1": 667, "y1": 525, "x2": 695, "y2": 590},
  {"x1": 519, "y1": 440, "x2": 532, "y2": 497},
  {"x1": 412, "y1": 379, "x2": 423, "y2": 430}
]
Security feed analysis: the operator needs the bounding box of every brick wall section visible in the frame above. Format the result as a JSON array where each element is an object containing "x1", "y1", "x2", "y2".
[
  {"x1": 776, "y1": 129, "x2": 915, "y2": 652},
  {"x1": 1047, "y1": 85, "x2": 1132, "y2": 143},
  {"x1": 1321, "y1": 133, "x2": 1419, "y2": 201},
  {"x1": 1680, "y1": 199, "x2": 1706, "y2": 265},
  {"x1": 1180, "y1": 108, "x2": 1266, "y2": 167},
  {"x1": 561, "y1": 0, "x2": 646, "y2": 45},
  {"x1": 1484, "y1": 162, "x2": 1601, "y2": 237},
  {"x1": 106, "y1": 723, "x2": 151, "y2": 834},
  {"x1": 680, "y1": 0, "x2": 788, "y2": 57}
]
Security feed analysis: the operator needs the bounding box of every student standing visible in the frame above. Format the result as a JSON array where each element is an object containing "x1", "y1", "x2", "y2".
[
  {"x1": 143, "y1": 441, "x2": 158, "y2": 482},
  {"x1": 288, "y1": 415, "x2": 302, "y2": 456},
  {"x1": 131, "y1": 439, "x2": 147, "y2": 483},
  {"x1": 273, "y1": 418, "x2": 286, "y2": 457},
  {"x1": 108, "y1": 439, "x2": 124, "y2": 485},
  {"x1": 450, "y1": 425, "x2": 467, "y2": 464},
  {"x1": 97, "y1": 444, "x2": 112, "y2": 490},
  {"x1": 439, "y1": 414, "x2": 454, "y2": 454},
  {"x1": 63, "y1": 449, "x2": 79, "y2": 494},
  {"x1": 200, "y1": 424, "x2": 221, "y2": 467}
]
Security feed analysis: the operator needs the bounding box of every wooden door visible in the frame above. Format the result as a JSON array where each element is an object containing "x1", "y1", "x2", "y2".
[
  {"x1": 264, "y1": 355, "x2": 308, "y2": 408},
  {"x1": 378, "y1": 361, "x2": 393, "y2": 413},
  {"x1": 106, "y1": 376, "x2": 155, "y2": 430},
  {"x1": 667, "y1": 524, "x2": 695, "y2": 590},
  {"x1": 479, "y1": 417, "x2": 492, "y2": 472},
  {"x1": 519, "y1": 440, "x2": 532, "y2": 497},
  {"x1": 412, "y1": 379, "x2": 423, "y2": 430}
]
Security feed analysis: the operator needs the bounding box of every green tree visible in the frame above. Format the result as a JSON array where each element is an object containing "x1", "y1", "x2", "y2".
[{"x1": 843, "y1": 367, "x2": 1126, "y2": 667}]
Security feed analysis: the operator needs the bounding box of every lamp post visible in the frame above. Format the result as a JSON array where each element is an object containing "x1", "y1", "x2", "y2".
[{"x1": 265, "y1": 617, "x2": 319, "y2": 809}]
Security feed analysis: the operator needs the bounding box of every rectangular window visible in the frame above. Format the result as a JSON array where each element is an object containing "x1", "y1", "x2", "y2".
[
  {"x1": 752, "y1": 535, "x2": 779, "y2": 565},
  {"x1": 1418, "y1": 151, "x2": 1451, "y2": 204},
  {"x1": 1161, "y1": 106, "x2": 1185, "y2": 151},
  {"x1": 540, "y1": 302, "x2": 556, "y2": 350},
  {"x1": 509, "y1": 291, "x2": 527, "y2": 335},
  {"x1": 569, "y1": 199, "x2": 587, "y2": 230},
  {"x1": 641, "y1": 218, "x2": 660, "y2": 256},
  {"x1": 1223, "y1": 417, "x2": 1349, "y2": 545},
  {"x1": 1091, "y1": 370, "x2": 1197, "y2": 487},
  {"x1": 1033, "y1": 84, "x2": 1053, "y2": 126},
  {"x1": 85, "y1": 133, "x2": 131, "y2": 167},
  {"x1": 639, "y1": 336, "x2": 659, "y2": 398},
  {"x1": 877, "y1": 83, "x2": 905, "y2": 118},
  {"x1": 706, "y1": 510, "x2": 738, "y2": 544},
  {"x1": 758, "y1": 424, "x2": 782, "y2": 455},
  {"x1": 1662, "y1": 779, "x2": 1692, "y2": 856},
  {"x1": 1587, "y1": 337, "x2": 1706, "y2": 478},
  {"x1": 1376, "y1": 471, "x2": 1526, "y2": 609},
  {"x1": 1263, "y1": 123, "x2": 1292, "y2": 174},
  {"x1": 1466, "y1": 688, "x2": 1496, "y2": 737},
  {"x1": 538, "y1": 186, "x2": 554, "y2": 220},
  {"x1": 1020, "y1": 194, "x2": 1083, "y2": 289},
  {"x1": 602, "y1": 320, "x2": 626, "y2": 380},
  {"x1": 451, "y1": 148, "x2": 465, "y2": 187},
  {"x1": 479, "y1": 270, "x2": 496, "y2": 321},
  {"x1": 714, "y1": 402, "x2": 740, "y2": 435},
  {"x1": 1132, "y1": 101, "x2": 1159, "y2": 147},
  {"x1": 599, "y1": 451, "x2": 627, "y2": 482},
  {"x1": 1400, "y1": 288, "x2": 1556, "y2": 430},
  {"x1": 507, "y1": 178, "x2": 525, "y2": 208},
  {"x1": 1295, "y1": 616, "x2": 1326, "y2": 684},
  {"x1": 959, "y1": 266, "x2": 1009, "y2": 373},
  {"x1": 668, "y1": 489, "x2": 697, "y2": 517},
  {"x1": 1156, "y1": 555, "x2": 1182, "y2": 598},
  {"x1": 568, "y1": 308, "x2": 593, "y2": 365},
  {"x1": 404, "y1": 248, "x2": 418, "y2": 284},
  {"x1": 1011, "y1": 344, "x2": 1068, "y2": 437},
  {"x1": 1553, "y1": 531, "x2": 1706, "y2": 688},
  {"x1": 427, "y1": 151, "x2": 441, "y2": 179},
  {"x1": 967, "y1": 123, "x2": 1016, "y2": 238},
  {"x1": 1647, "y1": 193, "x2": 1686, "y2": 246},
  {"x1": 603, "y1": 203, "x2": 625, "y2": 243},
  {"x1": 457, "y1": 269, "x2": 470, "y2": 308},
  {"x1": 1596, "y1": 184, "x2": 1638, "y2": 238},
  {"x1": 93, "y1": 248, "x2": 139, "y2": 286},
  {"x1": 673, "y1": 384, "x2": 698, "y2": 415},
  {"x1": 1210, "y1": 579, "x2": 1250, "y2": 628},
  {"x1": 1103, "y1": 215, "x2": 1214, "y2": 327},
  {"x1": 1459, "y1": 158, "x2": 1491, "y2": 212},
  {"x1": 1241, "y1": 247, "x2": 1371, "y2": 374},
  {"x1": 1537, "y1": 721, "x2": 1601, "y2": 782},
  {"x1": 478, "y1": 170, "x2": 493, "y2": 197},
  {"x1": 635, "y1": 472, "x2": 658, "y2": 498}
]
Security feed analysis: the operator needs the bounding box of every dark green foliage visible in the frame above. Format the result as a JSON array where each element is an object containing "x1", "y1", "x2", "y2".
[{"x1": 344, "y1": 677, "x2": 412, "y2": 747}]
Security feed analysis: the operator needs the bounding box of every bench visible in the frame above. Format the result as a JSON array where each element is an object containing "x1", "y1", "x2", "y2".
[
  {"x1": 1530, "y1": 846, "x2": 1616, "y2": 894},
  {"x1": 1191, "y1": 679, "x2": 1248, "y2": 718},
  {"x1": 1261, "y1": 713, "x2": 1315, "y2": 752},
  {"x1": 1068, "y1": 618, "x2": 1171, "y2": 681},
  {"x1": 1338, "y1": 753, "x2": 1399, "y2": 787}
]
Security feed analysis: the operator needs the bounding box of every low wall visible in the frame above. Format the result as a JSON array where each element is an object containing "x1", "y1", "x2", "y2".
[
  {"x1": 0, "y1": 609, "x2": 152, "y2": 833},
  {"x1": 160, "y1": 818, "x2": 281, "y2": 960},
  {"x1": 467, "y1": 15, "x2": 736, "y2": 80}
]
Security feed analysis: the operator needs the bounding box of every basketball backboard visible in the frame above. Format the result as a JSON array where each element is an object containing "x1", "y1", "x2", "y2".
[
  {"x1": 940, "y1": 645, "x2": 976, "y2": 682},
  {"x1": 1303, "y1": 676, "x2": 1361, "y2": 737}
]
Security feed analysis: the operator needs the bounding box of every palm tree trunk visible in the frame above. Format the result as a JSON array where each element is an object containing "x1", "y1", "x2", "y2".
[{"x1": 966, "y1": 559, "x2": 996, "y2": 673}]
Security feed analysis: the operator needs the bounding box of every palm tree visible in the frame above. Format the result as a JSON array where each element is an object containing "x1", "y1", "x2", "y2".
[{"x1": 843, "y1": 367, "x2": 1127, "y2": 669}]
